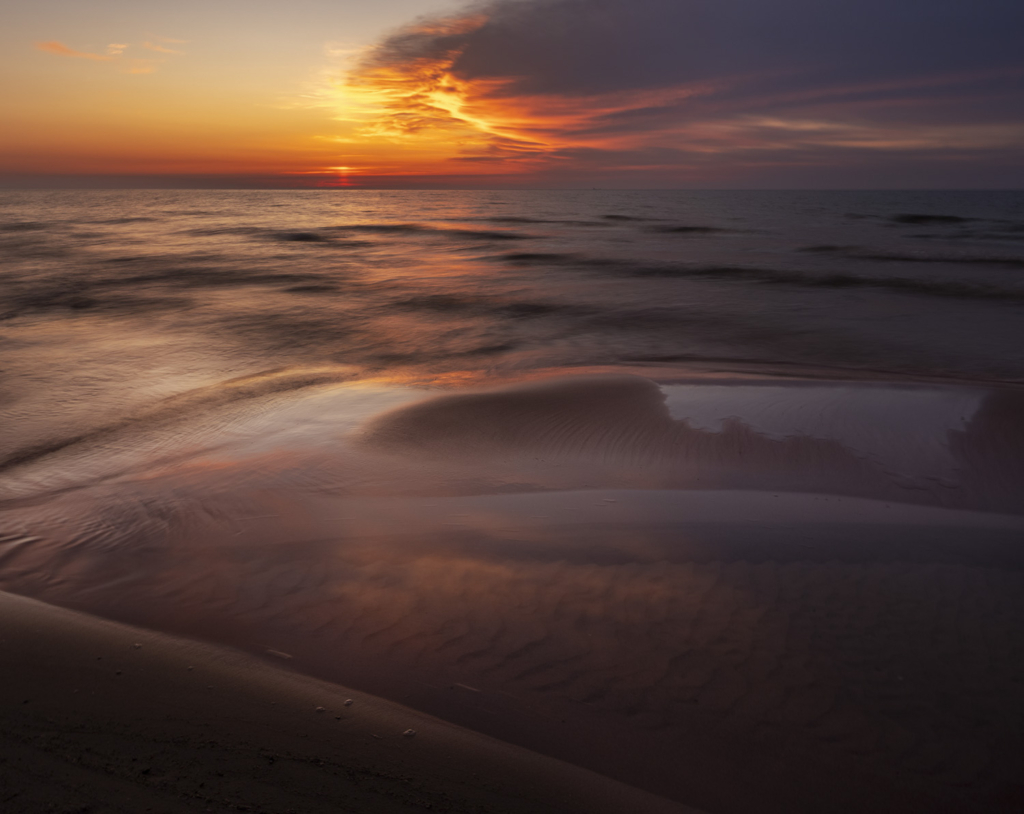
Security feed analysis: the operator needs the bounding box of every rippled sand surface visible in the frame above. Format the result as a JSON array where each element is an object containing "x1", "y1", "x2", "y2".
[{"x1": 3, "y1": 371, "x2": 1024, "y2": 812}]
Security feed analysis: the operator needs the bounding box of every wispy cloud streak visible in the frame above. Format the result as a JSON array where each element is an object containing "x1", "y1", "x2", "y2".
[
  {"x1": 142, "y1": 41, "x2": 184, "y2": 55},
  {"x1": 34, "y1": 35, "x2": 186, "y2": 74},
  {"x1": 322, "y1": 0, "x2": 1024, "y2": 184},
  {"x1": 35, "y1": 41, "x2": 114, "y2": 61}
]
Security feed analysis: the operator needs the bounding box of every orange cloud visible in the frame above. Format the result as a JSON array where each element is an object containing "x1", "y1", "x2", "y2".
[
  {"x1": 35, "y1": 41, "x2": 113, "y2": 61},
  {"x1": 34, "y1": 37, "x2": 185, "y2": 75},
  {"x1": 143, "y1": 41, "x2": 183, "y2": 55},
  {"x1": 291, "y1": 0, "x2": 1024, "y2": 186},
  {"x1": 326, "y1": 15, "x2": 715, "y2": 174}
]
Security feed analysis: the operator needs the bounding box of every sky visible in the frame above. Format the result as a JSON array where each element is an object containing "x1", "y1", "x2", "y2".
[{"x1": 2, "y1": 0, "x2": 1022, "y2": 188}]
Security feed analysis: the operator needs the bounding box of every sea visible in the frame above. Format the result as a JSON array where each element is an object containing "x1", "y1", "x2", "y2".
[{"x1": 2, "y1": 189, "x2": 1024, "y2": 810}]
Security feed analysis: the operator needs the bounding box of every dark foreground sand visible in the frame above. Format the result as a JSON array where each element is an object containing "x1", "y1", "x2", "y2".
[
  {"x1": 4, "y1": 373, "x2": 1024, "y2": 812},
  {"x1": 0, "y1": 589, "x2": 695, "y2": 814}
]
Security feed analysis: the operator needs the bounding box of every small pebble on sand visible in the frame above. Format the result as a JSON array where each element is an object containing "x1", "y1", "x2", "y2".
[
  {"x1": 343, "y1": 698, "x2": 353, "y2": 706},
  {"x1": 403, "y1": 729, "x2": 416, "y2": 738},
  {"x1": 315, "y1": 706, "x2": 325, "y2": 713}
]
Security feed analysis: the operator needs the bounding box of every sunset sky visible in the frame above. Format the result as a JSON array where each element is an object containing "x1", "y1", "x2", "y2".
[{"x1": 2, "y1": 0, "x2": 1022, "y2": 188}]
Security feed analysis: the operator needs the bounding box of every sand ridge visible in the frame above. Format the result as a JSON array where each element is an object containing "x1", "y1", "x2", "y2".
[{"x1": 0, "y1": 589, "x2": 694, "y2": 813}]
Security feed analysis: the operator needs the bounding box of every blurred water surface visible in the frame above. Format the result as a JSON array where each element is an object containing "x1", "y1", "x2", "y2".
[{"x1": 2, "y1": 189, "x2": 1024, "y2": 456}]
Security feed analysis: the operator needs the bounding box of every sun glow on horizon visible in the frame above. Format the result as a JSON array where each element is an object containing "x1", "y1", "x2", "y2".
[
  {"x1": 300, "y1": 14, "x2": 727, "y2": 181},
  {"x1": 302, "y1": 16, "x2": 556, "y2": 176},
  {"x1": 3, "y1": 0, "x2": 1021, "y2": 188}
]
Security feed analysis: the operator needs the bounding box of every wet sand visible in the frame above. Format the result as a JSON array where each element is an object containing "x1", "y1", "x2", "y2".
[
  {"x1": 3, "y1": 372, "x2": 1024, "y2": 812},
  {"x1": 0, "y1": 589, "x2": 693, "y2": 813}
]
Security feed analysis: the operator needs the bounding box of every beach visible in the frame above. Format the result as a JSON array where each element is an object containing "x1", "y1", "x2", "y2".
[
  {"x1": 0, "y1": 589, "x2": 693, "y2": 813},
  {"x1": 3, "y1": 189, "x2": 1024, "y2": 811}
]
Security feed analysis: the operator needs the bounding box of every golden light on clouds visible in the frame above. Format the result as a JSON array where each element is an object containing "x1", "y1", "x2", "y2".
[
  {"x1": 303, "y1": 15, "x2": 549, "y2": 176},
  {"x1": 35, "y1": 41, "x2": 114, "y2": 61},
  {"x1": 302, "y1": 14, "x2": 718, "y2": 180},
  {"x1": 8, "y1": 0, "x2": 1021, "y2": 186},
  {"x1": 34, "y1": 36, "x2": 186, "y2": 74}
]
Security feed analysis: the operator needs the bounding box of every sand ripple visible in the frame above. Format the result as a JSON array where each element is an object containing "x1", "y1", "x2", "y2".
[
  {"x1": 2, "y1": 496, "x2": 1022, "y2": 809},
  {"x1": 2, "y1": 373, "x2": 1024, "y2": 809}
]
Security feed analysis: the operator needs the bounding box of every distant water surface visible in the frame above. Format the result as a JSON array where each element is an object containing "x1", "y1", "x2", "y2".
[{"x1": 2, "y1": 189, "x2": 1024, "y2": 443}]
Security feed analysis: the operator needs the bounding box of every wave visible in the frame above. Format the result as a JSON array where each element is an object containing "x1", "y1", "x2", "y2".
[
  {"x1": 332, "y1": 224, "x2": 534, "y2": 240},
  {"x1": 392, "y1": 293, "x2": 583, "y2": 320},
  {"x1": 917, "y1": 230, "x2": 1024, "y2": 242},
  {"x1": 0, "y1": 367, "x2": 356, "y2": 477},
  {"x1": 890, "y1": 213, "x2": 977, "y2": 225},
  {"x1": 650, "y1": 226, "x2": 734, "y2": 234},
  {"x1": 488, "y1": 249, "x2": 1024, "y2": 299},
  {"x1": 392, "y1": 294, "x2": 478, "y2": 313},
  {"x1": 478, "y1": 216, "x2": 609, "y2": 227},
  {"x1": 798, "y1": 242, "x2": 1024, "y2": 268},
  {"x1": 798, "y1": 244, "x2": 1024, "y2": 267},
  {"x1": 275, "y1": 231, "x2": 328, "y2": 242},
  {"x1": 704, "y1": 267, "x2": 1024, "y2": 299},
  {"x1": 845, "y1": 212, "x2": 979, "y2": 225},
  {"x1": 87, "y1": 216, "x2": 159, "y2": 225},
  {"x1": 331, "y1": 223, "x2": 429, "y2": 234},
  {"x1": 183, "y1": 225, "x2": 266, "y2": 236},
  {"x1": 0, "y1": 256, "x2": 335, "y2": 320},
  {"x1": 855, "y1": 252, "x2": 1024, "y2": 268},
  {"x1": 603, "y1": 262, "x2": 1024, "y2": 300},
  {"x1": 285, "y1": 283, "x2": 341, "y2": 294},
  {"x1": 0, "y1": 266, "x2": 329, "y2": 320},
  {"x1": 270, "y1": 231, "x2": 374, "y2": 247},
  {"x1": 0, "y1": 221, "x2": 49, "y2": 232},
  {"x1": 842, "y1": 213, "x2": 1024, "y2": 239},
  {"x1": 111, "y1": 267, "x2": 324, "y2": 288},
  {"x1": 797, "y1": 244, "x2": 861, "y2": 253},
  {"x1": 498, "y1": 252, "x2": 580, "y2": 264},
  {"x1": 183, "y1": 223, "x2": 539, "y2": 242},
  {"x1": 0, "y1": 283, "x2": 191, "y2": 321},
  {"x1": 438, "y1": 228, "x2": 533, "y2": 241}
]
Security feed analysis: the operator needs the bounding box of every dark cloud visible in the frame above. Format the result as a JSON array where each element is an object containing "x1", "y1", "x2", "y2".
[{"x1": 365, "y1": 0, "x2": 1024, "y2": 98}]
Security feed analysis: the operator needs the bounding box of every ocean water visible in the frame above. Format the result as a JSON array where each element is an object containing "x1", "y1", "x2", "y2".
[
  {"x1": 2, "y1": 190, "x2": 1024, "y2": 389},
  {"x1": 3, "y1": 189, "x2": 1024, "y2": 810}
]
